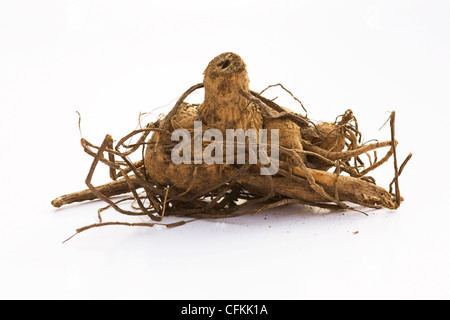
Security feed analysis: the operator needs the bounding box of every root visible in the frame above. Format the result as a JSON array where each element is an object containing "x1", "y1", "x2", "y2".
[{"x1": 52, "y1": 52, "x2": 411, "y2": 241}]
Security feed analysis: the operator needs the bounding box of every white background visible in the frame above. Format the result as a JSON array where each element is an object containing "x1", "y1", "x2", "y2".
[{"x1": 1, "y1": 0, "x2": 449, "y2": 299}]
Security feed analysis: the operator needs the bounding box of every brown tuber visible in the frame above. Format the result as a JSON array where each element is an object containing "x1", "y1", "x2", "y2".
[{"x1": 52, "y1": 52, "x2": 411, "y2": 241}]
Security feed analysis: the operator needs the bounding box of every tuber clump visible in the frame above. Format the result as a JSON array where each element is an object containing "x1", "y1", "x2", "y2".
[{"x1": 52, "y1": 52, "x2": 412, "y2": 241}]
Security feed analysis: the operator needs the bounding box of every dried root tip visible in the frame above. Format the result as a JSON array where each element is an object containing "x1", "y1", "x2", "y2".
[
  {"x1": 51, "y1": 197, "x2": 65, "y2": 208},
  {"x1": 360, "y1": 193, "x2": 397, "y2": 210}
]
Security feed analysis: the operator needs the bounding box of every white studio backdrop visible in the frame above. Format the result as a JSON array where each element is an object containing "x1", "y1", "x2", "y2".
[{"x1": 0, "y1": 0, "x2": 449, "y2": 299}]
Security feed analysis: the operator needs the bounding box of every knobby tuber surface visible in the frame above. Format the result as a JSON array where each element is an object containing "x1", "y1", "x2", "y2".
[{"x1": 52, "y1": 52, "x2": 412, "y2": 241}]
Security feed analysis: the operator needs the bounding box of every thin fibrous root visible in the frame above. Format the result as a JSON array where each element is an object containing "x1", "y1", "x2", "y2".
[{"x1": 62, "y1": 219, "x2": 195, "y2": 243}]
